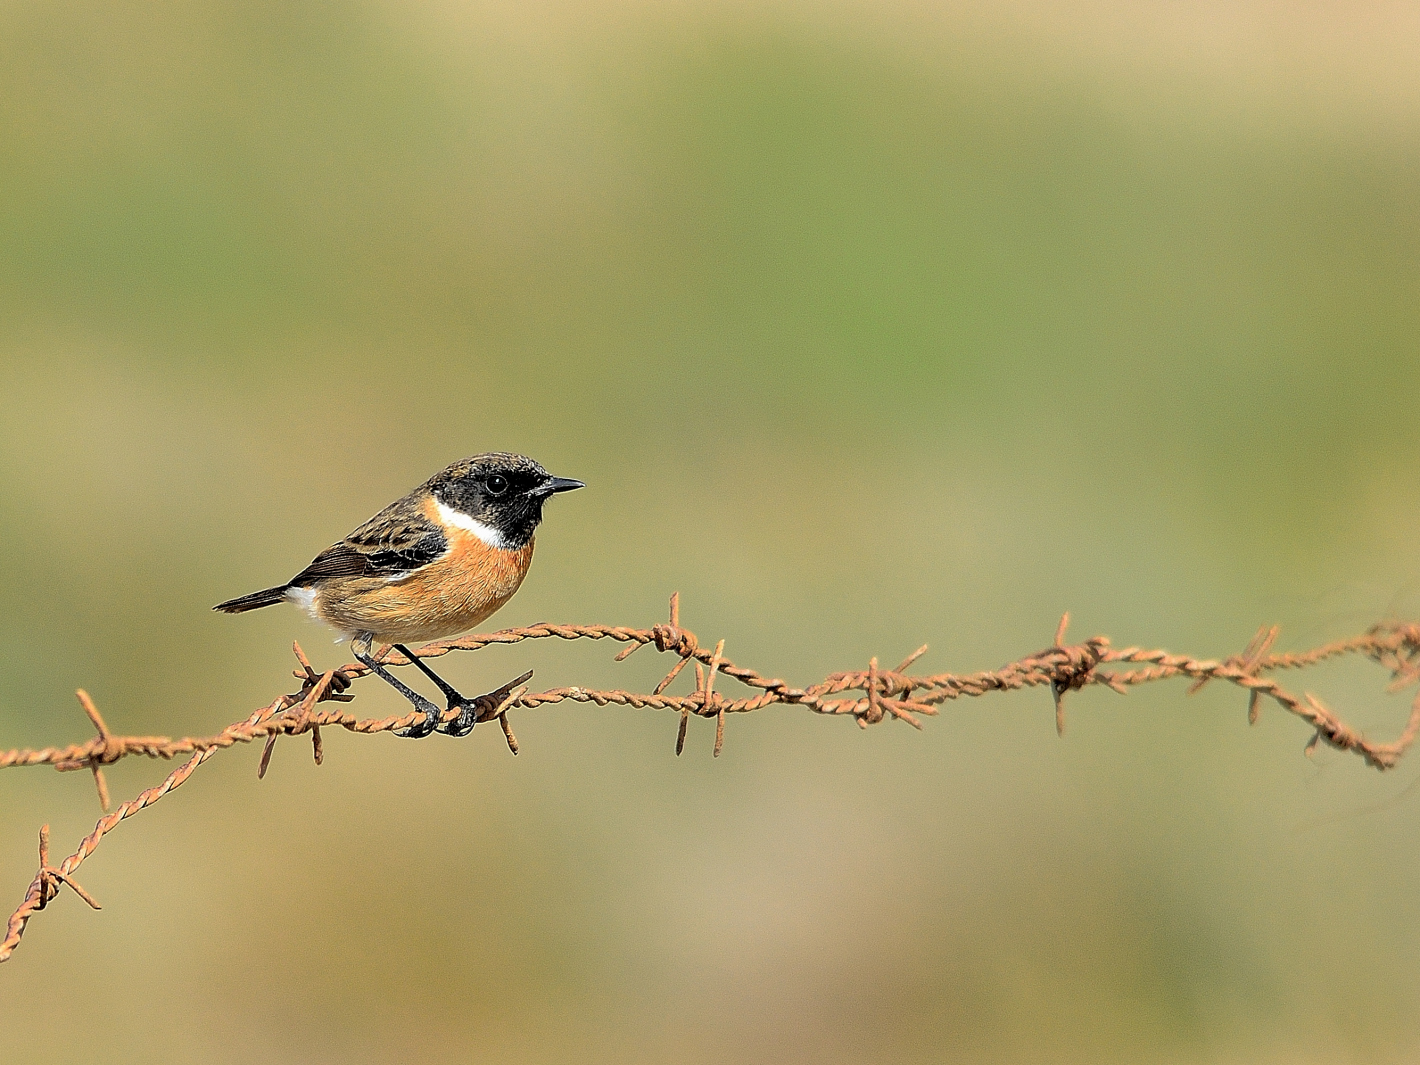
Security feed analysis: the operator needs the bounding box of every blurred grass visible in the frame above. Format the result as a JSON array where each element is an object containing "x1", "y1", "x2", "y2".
[{"x1": 3, "y1": 2, "x2": 1420, "y2": 1062}]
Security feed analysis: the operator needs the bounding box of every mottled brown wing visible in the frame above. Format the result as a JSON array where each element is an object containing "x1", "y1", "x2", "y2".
[{"x1": 288, "y1": 493, "x2": 448, "y2": 586}]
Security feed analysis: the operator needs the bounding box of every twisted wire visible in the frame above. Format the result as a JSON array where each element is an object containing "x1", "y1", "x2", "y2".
[{"x1": 4, "y1": 595, "x2": 1419, "y2": 964}]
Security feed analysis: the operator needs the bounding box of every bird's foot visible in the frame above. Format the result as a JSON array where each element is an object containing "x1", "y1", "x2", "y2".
[
  {"x1": 436, "y1": 670, "x2": 534, "y2": 737},
  {"x1": 393, "y1": 690, "x2": 445, "y2": 738},
  {"x1": 353, "y1": 645, "x2": 448, "y2": 739}
]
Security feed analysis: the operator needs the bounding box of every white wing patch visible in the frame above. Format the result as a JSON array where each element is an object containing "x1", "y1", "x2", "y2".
[{"x1": 435, "y1": 500, "x2": 507, "y2": 550}]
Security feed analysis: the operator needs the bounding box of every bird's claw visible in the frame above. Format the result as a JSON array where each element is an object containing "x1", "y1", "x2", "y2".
[
  {"x1": 436, "y1": 698, "x2": 480, "y2": 737},
  {"x1": 394, "y1": 692, "x2": 445, "y2": 739}
]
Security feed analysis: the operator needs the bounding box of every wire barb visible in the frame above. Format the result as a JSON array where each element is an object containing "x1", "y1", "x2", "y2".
[
  {"x1": 293, "y1": 641, "x2": 330, "y2": 762},
  {"x1": 259, "y1": 661, "x2": 339, "y2": 779},
  {"x1": 706, "y1": 640, "x2": 726, "y2": 756},
  {"x1": 73, "y1": 690, "x2": 114, "y2": 811},
  {"x1": 895, "y1": 645, "x2": 929, "y2": 673},
  {"x1": 1188, "y1": 625, "x2": 1280, "y2": 726},
  {"x1": 1051, "y1": 614, "x2": 1073, "y2": 737},
  {"x1": 498, "y1": 690, "x2": 525, "y2": 756},
  {"x1": 34, "y1": 825, "x2": 101, "y2": 913}
]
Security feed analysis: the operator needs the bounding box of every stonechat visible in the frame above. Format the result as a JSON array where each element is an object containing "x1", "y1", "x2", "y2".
[{"x1": 215, "y1": 453, "x2": 584, "y2": 737}]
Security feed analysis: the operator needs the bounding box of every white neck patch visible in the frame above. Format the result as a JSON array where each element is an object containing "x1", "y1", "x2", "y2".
[{"x1": 436, "y1": 499, "x2": 508, "y2": 550}]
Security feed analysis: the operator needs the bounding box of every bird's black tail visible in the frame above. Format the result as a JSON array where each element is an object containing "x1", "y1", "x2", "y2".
[{"x1": 214, "y1": 585, "x2": 289, "y2": 613}]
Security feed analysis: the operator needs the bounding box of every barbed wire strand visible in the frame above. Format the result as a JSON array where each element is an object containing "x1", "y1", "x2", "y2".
[{"x1": 4, "y1": 593, "x2": 1420, "y2": 964}]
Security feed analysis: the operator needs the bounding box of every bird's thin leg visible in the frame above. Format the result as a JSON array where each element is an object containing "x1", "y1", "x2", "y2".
[
  {"x1": 352, "y1": 634, "x2": 443, "y2": 738},
  {"x1": 390, "y1": 644, "x2": 533, "y2": 738},
  {"x1": 393, "y1": 644, "x2": 469, "y2": 711}
]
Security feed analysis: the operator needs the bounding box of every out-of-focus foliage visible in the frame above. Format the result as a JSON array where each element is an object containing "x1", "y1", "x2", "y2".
[{"x1": 3, "y1": 3, "x2": 1419, "y2": 1061}]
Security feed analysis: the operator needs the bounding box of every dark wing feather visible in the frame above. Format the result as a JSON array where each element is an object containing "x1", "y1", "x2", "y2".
[{"x1": 288, "y1": 494, "x2": 447, "y2": 586}]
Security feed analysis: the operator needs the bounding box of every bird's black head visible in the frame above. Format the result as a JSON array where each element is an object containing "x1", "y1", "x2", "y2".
[{"x1": 428, "y1": 453, "x2": 584, "y2": 549}]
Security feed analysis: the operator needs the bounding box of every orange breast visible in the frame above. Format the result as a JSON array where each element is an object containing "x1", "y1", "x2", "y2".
[{"x1": 312, "y1": 506, "x2": 535, "y2": 644}]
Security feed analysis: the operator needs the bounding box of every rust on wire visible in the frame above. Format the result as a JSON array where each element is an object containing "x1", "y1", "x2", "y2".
[
  {"x1": 33, "y1": 825, "x2": 100, "y2": 912},
  {"x1": 1187, "y1": 624, "x2": 1280, "y2": 727},
  {"x1": 67, "y1": 690, "x2": 116, "y2": 812},
  {"x1": 4, "y1": 591, "x2": 1420, "y2": 963},
  {"x1": 1051, "y1": 613, "x2": 1071, "y2": 736}
]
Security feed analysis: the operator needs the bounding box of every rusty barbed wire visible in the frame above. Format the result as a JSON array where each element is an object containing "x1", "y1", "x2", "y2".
[{"x1": 4, "y1": 593, "x2": 1420, "y2": 964}]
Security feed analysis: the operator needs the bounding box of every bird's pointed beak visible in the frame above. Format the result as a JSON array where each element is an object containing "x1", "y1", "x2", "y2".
[{"x1": 533, "y1": 476, "x2": 585, "y2": 498}]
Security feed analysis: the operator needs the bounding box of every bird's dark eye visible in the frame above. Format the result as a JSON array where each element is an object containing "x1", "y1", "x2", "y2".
[{"x1": 485, "y1": 474, "x2": 509, "y2": 496}]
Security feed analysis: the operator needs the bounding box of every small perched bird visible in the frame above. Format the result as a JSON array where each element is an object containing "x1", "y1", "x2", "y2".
[{"x1": 215, "y1": 453, "x2": 583, "y2": 737}]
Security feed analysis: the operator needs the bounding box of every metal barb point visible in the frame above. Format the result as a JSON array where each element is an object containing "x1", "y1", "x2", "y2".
[
  {"x1": 500, "y1": 710, "x2": 521, "y2": 755},
  {"x1": 866, "y1": 657, "x2": 882, "y2": 725},
  {"x1": 704, "y1": 640, "x2": 725, "y2": 707},
  {"x1": 675, "y1": 709, "x2": 689, "y2": 756},
  {"x1": 894, "y1": 645, "x2": 929, "y2": 673},
  {"x1": 76, "y1": 690, "x2": 114, "y2": 811},
  {"x1": 257, "y1": 734, "x2": 279, "y2": 779}
]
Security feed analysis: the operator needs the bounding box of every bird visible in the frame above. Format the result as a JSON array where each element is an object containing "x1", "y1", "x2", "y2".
[{"x1": 215, "y1": 453, "x2": 584, "y2": 738}]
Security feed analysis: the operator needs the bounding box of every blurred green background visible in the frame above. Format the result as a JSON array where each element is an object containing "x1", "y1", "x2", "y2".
[{"x1": 4, "y1": 2, "x2": 1420, "y2": 1061}]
